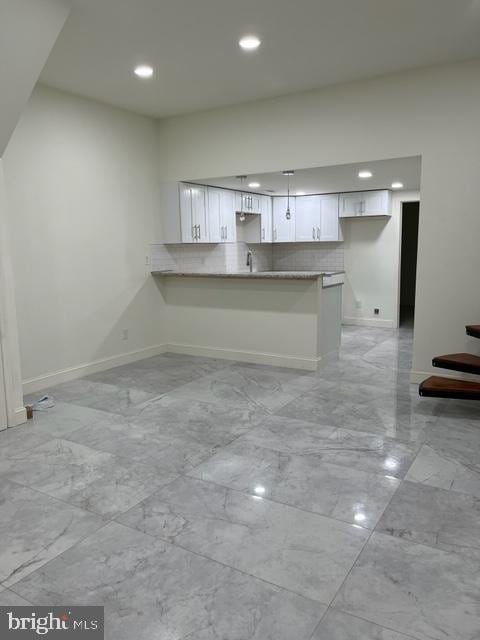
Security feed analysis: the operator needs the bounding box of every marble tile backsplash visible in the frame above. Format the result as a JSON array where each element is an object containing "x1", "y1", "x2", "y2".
[{"x1": 150, "y1": 241, "x2": 344, "y2": 274}]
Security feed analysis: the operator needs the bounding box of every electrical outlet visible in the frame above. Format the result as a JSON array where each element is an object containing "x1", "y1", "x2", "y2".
[
  {"x1": 122, "y1": 329, "x2": 129, "y2": 341},
  {"x1": 374, "y1": 308, "x2": 380, "y2": 315}
]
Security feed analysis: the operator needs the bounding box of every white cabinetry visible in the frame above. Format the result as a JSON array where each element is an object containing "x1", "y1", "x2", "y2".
[
  {"x1": 208, "y1": 188, "x2": 236, "y2": 242},
  {"x1": 339, "y1": 190, "x2": 391, "y2": 218},
  {"x1": 179, "y1": 183, "x2": 209, "y2": 242},
  {"x1": 260, "y1": 195, "x2": 272, "y2": 243},
  {"x1": 295, "y1": 195, "x2": 320, "y2": 241},
  {"x1": 319, "y1": 195, "x2": 341, "y2": 241},
  {"x1": 295, "y1": 194, "x2": 340, "y2": 242},
  {"x1": 235, "y1": 192, "x2": 261, "y2": 215},
  {"x1": 273, "y1": 197, "x2": 296, "y2": 242}
]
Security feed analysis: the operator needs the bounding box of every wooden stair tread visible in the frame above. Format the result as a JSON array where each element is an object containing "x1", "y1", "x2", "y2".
[
  {"x1": 419, "y1": 375, "x2": 480, "y2": 400},
  {"x1": 432, "y1": 353, "x2": 480, "y2": 375},
  {"x1": 466, "y1": 325, "x2": 480, "y2": 339}
]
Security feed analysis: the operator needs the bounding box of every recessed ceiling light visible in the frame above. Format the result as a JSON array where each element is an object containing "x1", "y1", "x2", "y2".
[
  {"x1": 248, "y1": 182, "x2": 261, "y2": 188},
  {"x1": 391, "y1": 181, "x2": 404, "y2": 189},
  {"x1": 239, "y1": 35, "x2": 261, "y2": 51},
  {"x1": 358, "y1": 170, "x2": 372, "y2": 179},
  {"x1": 296, "y1": 191, "x2": 306, "y2": 196},
  {"x1": 134, "y1": 65, "x2": 154, "y2": 78}
]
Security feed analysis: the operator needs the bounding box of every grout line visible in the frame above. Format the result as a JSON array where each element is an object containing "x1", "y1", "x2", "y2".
[{"x1": 112, "y1": 518, "x2": 330, "y2": 611}]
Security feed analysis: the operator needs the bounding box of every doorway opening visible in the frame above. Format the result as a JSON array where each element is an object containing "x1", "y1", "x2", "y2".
[{"x1": 399, "y1": 201, "x2": 420, "y2": 327}]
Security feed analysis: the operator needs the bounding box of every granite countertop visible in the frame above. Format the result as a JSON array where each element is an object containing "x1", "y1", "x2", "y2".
[{"x1": 151, "y1": 270, "x2": 344, "y2": 280}]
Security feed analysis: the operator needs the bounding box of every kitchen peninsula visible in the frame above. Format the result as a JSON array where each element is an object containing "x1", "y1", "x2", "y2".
[{"x1": 152, "y1": 270, "x2": 344, "y2": 371}]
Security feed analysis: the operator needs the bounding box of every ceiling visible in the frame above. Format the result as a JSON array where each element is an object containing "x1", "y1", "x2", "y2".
[
  {"x1": 196, "y1": 156, "x2": 422, "y2": 196},
  {"x1": 41, "y1": 0, "x2": 480, "y2": 118}
]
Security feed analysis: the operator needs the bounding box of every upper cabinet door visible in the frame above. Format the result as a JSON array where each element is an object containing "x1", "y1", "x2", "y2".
[
  {"x1": 339, "y1": 190, "x2": 391, "y2": 217},
  {"x1": 191, "y1": 185, "x2": 209, "y2": 242},
  {"x1": 319, "y1": 194, "x2": 341, "y2": 241},
  {"x1": 179, "y1": 183, "x2": 195, "y2": 243},
  {"x1": 295, "y1": 195, "x2": 320, "y2": 241},
  {"x1": 260, "y1": 196, "x2": 272, "y2": 243},
  {"x1": 220, "y1": 189, "x2": 236, "y2": 242},
  {"x1": 364, "y1": 190, "x2": 391, "y2": 216},
  {"x1": 273, "y1": 197, "x2": 296, "y2": 242},
  {"x1": 207, "y1": 188, "x2": 222, "y2": 243}
]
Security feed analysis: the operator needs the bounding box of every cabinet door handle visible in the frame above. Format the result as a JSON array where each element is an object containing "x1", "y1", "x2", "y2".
[
  {"x1": 192, "y1": 225, "x2": 195, "y2": 240},
  {"x1": 312, "y1": 227, "x2": 315, "y2": 239},
  {"x1": 317, "y1": 227, "x2": 320, "y2": 240},
  {"x1": 198, "y1": 224, "x2": 201, "y2": 240},
  {"x1": 224, "y1": 225, "x2": 227, "y2": 240},
  {"x1": 262, "y1": 227, "x2": 265, "y2": 240}
]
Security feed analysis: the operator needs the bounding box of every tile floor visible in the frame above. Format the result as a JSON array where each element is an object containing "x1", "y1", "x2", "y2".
[{"x1": 1, "y1": 326, "x2": 480, "y2": 639}]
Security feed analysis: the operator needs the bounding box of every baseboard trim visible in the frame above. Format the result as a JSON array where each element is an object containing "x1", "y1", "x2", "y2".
[
  {"x1": 23, "y1": 344, "x2": 168, "y2": 394},
  {"x1": 166, "y1": 342, "x2": 321, "y2": 371},
  {"x1": 23, "y1": 341, "x2": 325, "y2": 394},
  {"x1": 342, "y1": 316, "x2": 396, "y2": 329}
]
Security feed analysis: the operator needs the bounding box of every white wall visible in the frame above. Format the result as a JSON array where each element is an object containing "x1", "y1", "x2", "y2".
[
  {"x1": 157, "y1": 59, "x2": 480, "y2": 381},
  {"x1": 342, "y1": 191, "x2": 420, "y2": 328},
  {"x1": 3, "y1": 86, "x2": 166, "y2": 393},
  {"x1": 0, "y1": 0, "x2": 69, "y2": 155}
]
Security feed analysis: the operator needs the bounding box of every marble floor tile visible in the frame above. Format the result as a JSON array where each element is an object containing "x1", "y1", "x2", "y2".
[
  {"x1": 45, "y1": 379, "x2": 159, "y2": 416},
  {"x1": 131, "y1": 395, "x2": 267, "y2": 447},
  {"x1": 0, "y1": 480, "x2": 103, "y2": 587},
  {"x1": 189, "y1": 440, "x2": 400, "y2": 528},
  {"x1": 24, "y1": 402, "x2": 125, "y2": 438},
  {"x1": 235, "y1": 415, "x2": 418, "y2": 478},
  {"x1": 277, "y1": 386, "x2": 439, "y2": 441},
  {"x1": 405, "y1": 444, "x2": 480, "y2": 498},
  {"x1": 376, "y1": 480, "x2": 480, "y2": 556},
  {"x1": 333, "y1": 532, "x2": 480, "y2": 640},
  {"x1": 85, "y1": 354, "x2": 231, "y2": 395},
  {"x1": 12, "y1": 521, "x2": 324, "y2": 640},
  {"x1": 0, "y1": 439, "x2": 174, "y2": 518},
  {"x1": 0, "y1": 422, "x2": 52, "y2": 460},
  {"x1": 312, "y1": 609, "x2": 413, "y2": 640},
  {"x1": 66, "y1": 417, "x2": 218, "y2": 472},
  {"x1": 118, "y1": 476, "x2": 369, "y2": 603},
  {"x1": 164, "y1": 365, "x2": 318, "y2": 413},
  {"x1": 0, "y1": 587, "x2": 33, "y2": 606}
]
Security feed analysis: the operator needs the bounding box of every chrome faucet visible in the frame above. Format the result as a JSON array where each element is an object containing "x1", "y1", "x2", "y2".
[{"x1": 246, "y1": 250, "x2": 253, "y2": 272}]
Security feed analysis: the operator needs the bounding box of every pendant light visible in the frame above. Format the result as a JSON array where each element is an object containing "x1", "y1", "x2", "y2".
[
  {"x1": 283, "y1": 170, "x2": 295, "y2": 220},
  {"x1": 236, "y1": 175, "x2": 247, "y2": 222}
]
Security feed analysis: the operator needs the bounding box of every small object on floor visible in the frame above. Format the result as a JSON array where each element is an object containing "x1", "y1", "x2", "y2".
[
  {"x1": 26, "y1": 405, "x2": 33, "y2": 420},
  {"x1": 30, "y1": 395, "x2": 55, "y2": 411}
]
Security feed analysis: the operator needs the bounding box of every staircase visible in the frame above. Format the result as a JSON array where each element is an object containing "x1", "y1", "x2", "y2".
[{"x1": 419, "y1": 325, "x2": 480, "y2": 400}]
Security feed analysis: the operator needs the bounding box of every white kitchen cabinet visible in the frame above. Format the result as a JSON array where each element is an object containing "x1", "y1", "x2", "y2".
[
  {"x1": 294, "y1": 194, "x2": 340, "y2": 242},
  {"x1": 235, "y1": 192, "x2": 261, "y2": 215},
  {"x1": 208, "y1": 188, "x2": 236, "y2": 242},
  {"x1": 273, "y1": 196, "x2": 296, "y2": 242},
  {"x1": 179, "y1": 183, "x2": 209, "y2": 242},
  {"x1": 260, "y1": 195, "x2": 272, "y2": 243},
  {"x1": 339, "y1": 190, "x2": 391, "y2": 218},
  {"x1": 295, "y1": 195, "x2": 320, "y2": 241},
  {"x1": 319, "y1": 194, "x2": 341, "y2": 241}
]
